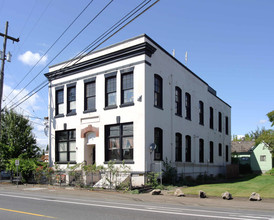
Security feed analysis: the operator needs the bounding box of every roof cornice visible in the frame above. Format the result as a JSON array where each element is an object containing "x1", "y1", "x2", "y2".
[{"x1": 45, "y1": 41, "x2": 156, "y2": 81}]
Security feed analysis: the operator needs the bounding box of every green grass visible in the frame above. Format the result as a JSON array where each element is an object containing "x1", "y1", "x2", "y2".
[{"x1": 180, "y1": 174, "x2": 274, "y2": 198}]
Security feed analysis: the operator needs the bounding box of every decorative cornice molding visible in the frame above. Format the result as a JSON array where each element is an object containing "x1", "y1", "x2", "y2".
[{"x1": 45, "y1": 42, "x2": 156, "y2": 81}]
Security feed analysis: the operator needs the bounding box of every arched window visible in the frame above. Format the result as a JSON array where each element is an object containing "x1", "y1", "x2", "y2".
[
  {"x1": 175, "y1": 87, "x2": 182, "y2": 116},
  {"x1": 154, "y1": 127, "x2": 163, "y2": 160},
  {"x1": 175, "y1": 133, "x2": 182, "y2": 161},
  {"x1": 154, "y1": 74, "x2": 163, "y2": 108},
  {"x1": 185, "y1": 135, "x2": 191, "y2": 162},
  {"x1": 185, "y1": 93, "x2": 191, "y2": 120}
]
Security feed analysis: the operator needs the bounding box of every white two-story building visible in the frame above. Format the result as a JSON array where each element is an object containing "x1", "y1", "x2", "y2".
[{"x1": 45, "y1": 34, "x2": 231, "y2": 186}]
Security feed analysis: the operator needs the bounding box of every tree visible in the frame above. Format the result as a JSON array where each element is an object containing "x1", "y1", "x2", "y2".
[
  {"x1": 255, "y1": 129, "x2": 274, "y2": 153},
  {"x1": 267, "y1": 110, "x2": 274, "y2": 127},
  {"x1": 0, "y1": 109, "x2": 41, "y2": 168}
]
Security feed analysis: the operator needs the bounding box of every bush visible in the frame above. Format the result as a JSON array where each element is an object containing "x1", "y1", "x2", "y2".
[
  {"x1": 162, "y1": 158, "x2": 177, "y2": 185},
  {"x1": 7, "y1": 158, "x2": 39, "y2": 183}
]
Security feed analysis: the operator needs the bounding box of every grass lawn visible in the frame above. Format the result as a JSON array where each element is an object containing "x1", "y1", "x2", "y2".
[{"x1": 180, "y1": 174, "x2": 274, "y2": 198}]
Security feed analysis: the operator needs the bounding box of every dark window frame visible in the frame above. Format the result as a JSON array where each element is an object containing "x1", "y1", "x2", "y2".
[
  {"x1": 219, "y1": 143, "x2": 222, "y2": 156},
  {"x1": 105, "y1": 123, "x2": 133, "y2": 162},
  {"x1": 154, "y1": 127, "x2": 163, "y2": 161},
  {"x1": 67, "y1": 85, "x2": 76, "y2": 115},
  {"x1": 209, "y1": 107, "x2": 214, "y2": 129},
  {"x1": 225, "y1": 116, "x2": 229, "y2": 135},
  {"x1": 121, "y1": 71, "x2": 134, "y2": 106},
  {"x1": 55, "y1": 88, "x2": 64, "y2": 117},
  {"x1": 225, "y1": 145, "x2": 229, "y2": 162},
  {"x1": 84, "y1": 79, "x2": 96, "y2": 113},
  {"x1": 55, "y1": 129, "x2": 76, "y2": 164},
  {"x1": 154, "y1": 74, "x2": 163, "y2": 109},
  {"x1": 185, "y1": 135, "x2": 191, "y2": 162},
  {"x1": 199, "y1": 138, "x2": 204, "y2": 163},
  {"x1": 185, "y1": 93, "x2": 191, "y2": 120},
  {"x1": 175, "y1": 87, "x2": 182, "y2": 116},
  {"x1": 175, "y1": 133, "x2": 182, "y2": 162},
  {"x1": 105, "y1": 74, "x2": 117, "y2": 109},
  {"x1": 199, "y1": 101, "x2": 204, "y2": 125},
  {"x1": 218, "y1": 112, "x2": 222, "y2": 132},
  {"x1": 209, "y1": 141, "x2": 214, "y2": 163}
]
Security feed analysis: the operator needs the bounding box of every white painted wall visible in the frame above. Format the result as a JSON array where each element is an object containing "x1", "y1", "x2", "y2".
[{"x1": 47, "y1": 34, "x2": 231, "y2": 185}]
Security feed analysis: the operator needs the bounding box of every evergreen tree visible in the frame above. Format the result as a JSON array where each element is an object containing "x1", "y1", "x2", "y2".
[{"x1": 0, "y1": 109, "x2": 41, "y2": 168}]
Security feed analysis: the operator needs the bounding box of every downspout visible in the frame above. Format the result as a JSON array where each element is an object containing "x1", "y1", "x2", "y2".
[{"x1": 48, "y1": 81, "x2": 52, "y2": 167}]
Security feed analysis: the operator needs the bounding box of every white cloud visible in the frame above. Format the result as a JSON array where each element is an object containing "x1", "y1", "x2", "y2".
[
  {"x1": 18, "y1": 51, "x2": 48, "y2": 66},
  {"x1": 259, "y1": 119, "x2": 267, "y2": 124}
]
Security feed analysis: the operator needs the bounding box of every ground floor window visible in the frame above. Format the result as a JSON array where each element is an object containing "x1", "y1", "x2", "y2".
[
  {"x1": 154, "y1": 127, "x2": 163, "y2": 161},
  {"x1": 105, "y1": 123, "x2": 133, "y2": 161},
  {"x1": 56, "y1": 129, "x2": 76, "y2": 163}
]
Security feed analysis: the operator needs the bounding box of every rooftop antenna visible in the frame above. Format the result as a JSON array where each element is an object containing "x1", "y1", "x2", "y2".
[
  {"x1": 185, "y1": 51, "x2": 188, "y2": 65},
  {"x1": 172, "y1": 49, "x2": 175, "y2": 57}
]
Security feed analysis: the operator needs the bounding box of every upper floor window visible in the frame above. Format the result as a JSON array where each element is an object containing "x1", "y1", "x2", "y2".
[
  {"x1": 185, "y1": 93, "x2": 191, "y2": 120},
  {"x1": 105, "y1": 74, "x2": 117, "y2": 108},
  {"x1": 56, "y1": 129, "x2": 76, "y2": 163},
  {"x1": 199, "y1": 139, "x2": 204, "y2": 163},
  {"x1": 209, "y1": 107, "x2": 214, "y2": 129},
  {"x1": 225, "y1": 116, "x2": 229, "y2": 135},
  {"x1": 154, "y1": 74, "x2": 163, "y2": 109},
  {"x1": 218, "y1": 112, "x2": 222, "y2": 132},
  {"x1": 175, "y1": 133, "x2": 182, "y2": 162},
  {"x1": 55, "y1": 88, "x2": 64, "y2": 116},
  {"x1": 84, "y1": 79, "x2": 96, "y2": 112},
  {"x1": 121, "y1": 72, "x2": 134, "y2": 105},
  {"x1": 199, "y1": 101, "x2": 204, "y2": 125},
  {"x1": 67, "y1": 84, "x2": 76, "y2": 115},
  {"x1": 175, "y1": 87, "x2": 182, "y2": 116},
  {"x1": 185, "y1": 135, "x2": 191, "y2": 162},
  {"x1": 154, "y1": 127, "x2": 163, "y2": 161},
  {"x1": 105, "y1": 123, "x2": 133, "y2": 161},
  {"x1": 209, "y1": 141, "x2": 214, "y2": 163}
]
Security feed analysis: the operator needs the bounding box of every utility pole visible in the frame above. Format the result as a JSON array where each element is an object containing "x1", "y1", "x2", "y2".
[{"x1": 0, "y1": 21, "x2": 19, "y2": 136}]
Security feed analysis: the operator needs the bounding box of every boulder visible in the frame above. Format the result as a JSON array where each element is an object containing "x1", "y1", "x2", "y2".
[
  {"x1": 249, "y1": 192, "x2": 262, "y2": 201},
  {"x1": 150, "y1": 189, "x2": 161, "y2": 195},
  {"x1": 222, "y1": 191, "x2": 233, "y2": 200},
  {"x1": 174, "y1": 189, "x2": 185, "y2": 197},
  {"x1": 199, "y1": 190, "x2": 207, "y2": 198}
]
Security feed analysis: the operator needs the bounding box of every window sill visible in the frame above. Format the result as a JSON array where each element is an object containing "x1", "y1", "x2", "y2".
[
  {"x1": 175, "y1": 113, "x2": 182, "y2": 117},
  {"x1": 185, "y1": 117, "x2": 191, "y2": 121},
  {"x1": 66, "y1": 112, "x2": 77, "y2": 117},
  {"x1": 154, "y1": 105, "x2": 163, "y2": 110},
  {"x1": 104, "y1": 105, "x2": 118, "y2": 110},
  {"x1": 120, "y1": 102, "x2": 134, "y2": 108},
  {"x1": 55, "y1": 114, "x2": 64, "y2": 118},
  {"x1": 199, "y1": 123, "x2": 204, "y2": 126},
  {"x1": 55, "y1": 161, "x2": 76, "y2": 164},
  {"x1": 104, "y1": 161, "x2": 134, "y2": 164},
  {"x1": 83, "y1": 109, "x2": 97, "y2": 114}
]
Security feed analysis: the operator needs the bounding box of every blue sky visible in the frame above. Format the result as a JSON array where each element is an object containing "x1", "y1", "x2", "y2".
[{"x1": 0, "y1": 0, "x2": 273, "y2": 149}]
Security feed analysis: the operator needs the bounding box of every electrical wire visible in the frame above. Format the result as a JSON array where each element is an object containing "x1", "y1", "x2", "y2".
[
  {"x1": 5, "y1": 0, "x2": 160, "y2": 111},
  {"x1": 4, "y1": 0, "x2": 113, "y2": 110},
  {"x1": 5, "y1": 0, "x2": 94, "y2": 102},
  {"x1": 60, "y1": 0, "x2": 150, "y2": 69}
]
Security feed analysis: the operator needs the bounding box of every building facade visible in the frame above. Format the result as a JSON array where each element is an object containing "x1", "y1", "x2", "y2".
[{"x1": 45, "y1": 34, "x2": 231, "y2": 186}]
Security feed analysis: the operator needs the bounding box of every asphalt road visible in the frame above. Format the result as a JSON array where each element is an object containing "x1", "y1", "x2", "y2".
[{"x1": 0, "y1": 185, "x2": 274, "y2": 220}]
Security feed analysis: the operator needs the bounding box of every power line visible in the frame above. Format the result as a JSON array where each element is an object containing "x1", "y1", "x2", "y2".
[
  {"x1": 61, "y1": 0, "x2": 150, "y2": 69},
  {"x1": 5, "y1": 0, "x2": 160, "y2": 111},
  {"x1": 5, "y1": 0, "x2": 94, "y2": 102},
  {"x1": 4, "y1": 0, "x2": 112, "y2": 109}
]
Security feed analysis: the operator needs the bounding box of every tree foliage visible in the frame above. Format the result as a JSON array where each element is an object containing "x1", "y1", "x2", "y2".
[
  {"x1": 0, "y1": 109, "x2": 41, "y2": 169},
  {"x1": 255, "y1": 129, "x2": 274, "y2": 153},
  {"x1": 267, "y1": 110, "x2": 274, "y2": 127}
]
